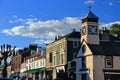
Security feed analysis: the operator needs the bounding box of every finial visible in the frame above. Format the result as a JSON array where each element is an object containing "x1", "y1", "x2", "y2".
[{"x1": 88, "y1": 5, "x2": 91, "y2": 11}]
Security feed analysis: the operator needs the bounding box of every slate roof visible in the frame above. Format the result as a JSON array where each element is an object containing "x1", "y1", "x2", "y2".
[
  {"x1": 99, "y1": 34, "x2": 120, "y2": 41},
  {"x1": 49, "y1": 31, "x2": 80, "y2": 44},
  {"x1": 82, "y1": 10, "x2": 99, "y2": 19},
  {"x1": 63, "y1": 31, "x2": 80, "y2": 38},
  {"x1": 86, "y1": 33, "x2": 120, "y2": 56},
  {"x1": 45, "y1": 30, "x2": 81, "y2": 46},
  {"x1": 88, "y1": 41, "x2": 120, "y2": 56}
]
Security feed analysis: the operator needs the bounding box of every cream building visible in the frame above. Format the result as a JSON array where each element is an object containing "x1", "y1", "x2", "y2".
[
  {"x1": 23, "y1": 53, "x2": 46, "y2": 80},
  {"x1": 76, "y1": 8, "x2": 120, "y2": 80},
  {"x1": 46, "y1": 30, "x2": 80, "y2": 80}
]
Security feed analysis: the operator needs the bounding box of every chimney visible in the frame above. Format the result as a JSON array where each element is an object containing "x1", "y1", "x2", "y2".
[
  {"x1": 72, "y1": 28, "x2": 76, "y2": 32},
  {"x1": 101, "y1": 27, "x2": 110, "y2": 40},
  {"x1": 55, "y1": 36, "x2": 57, "y2": 40},
  {"x1": 58, "y1": 36, "x2": 62, "y2": 39},
  {"x1": 37, "y1": 47, "x2": 42, "y2": 53},
  {"x1": 29, "y1": 44, "x2": 37, "y2": 50}
]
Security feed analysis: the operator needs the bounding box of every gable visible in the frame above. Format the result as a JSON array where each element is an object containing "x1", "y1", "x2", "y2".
[{"x1": 76, "y1": 40, "x2": 93, "y2": 58}]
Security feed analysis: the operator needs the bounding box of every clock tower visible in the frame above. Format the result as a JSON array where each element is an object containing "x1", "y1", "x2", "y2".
[{"x1": 81, "y1": 7, "x2": 99, "y2": 44}]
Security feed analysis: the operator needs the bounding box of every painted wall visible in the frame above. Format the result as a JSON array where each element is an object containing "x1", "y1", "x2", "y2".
[{"x1": 76, "y1": 42, "x2": 94, "y2": 80}]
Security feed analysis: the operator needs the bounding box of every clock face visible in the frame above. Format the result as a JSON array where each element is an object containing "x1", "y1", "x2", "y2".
[
  {"x1": 88, "y1": 26, "x2": 97, "y2": 35},
  {"x1": 82, "y1": 27, "x2": 86, "y2": 35}
]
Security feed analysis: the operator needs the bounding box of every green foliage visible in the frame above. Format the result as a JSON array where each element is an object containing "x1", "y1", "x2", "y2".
[{"x1": 110, "y1": 23, "x2": 120, "y2": 34}]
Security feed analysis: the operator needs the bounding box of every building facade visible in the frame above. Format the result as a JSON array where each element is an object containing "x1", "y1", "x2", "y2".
[
  {"x1": 46, "y1": 30, "x2": 80, "y2": 80},
  {"x1": 11, "y1": 44, "x2": 38, "y2": 75},
  {"x1": 76, "y1": 8, "x2": 120, "y2": 80},
  {"x1": 11, "y1": 51, "x2": 22, "y2": 75},
  {"x1": 19, "y1": 46, "x2": 46, "y2": 79},
  {"x1": 23, "y1": 53, "x2": 46, "y2": 80}
]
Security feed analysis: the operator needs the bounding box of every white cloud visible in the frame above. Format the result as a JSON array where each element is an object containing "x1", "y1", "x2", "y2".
[
  {"x1": 34, "y1": 39, "x2": 53, "y2": 45},
  {"x1": 108, "y1": 2, "x2": 113, "y2": 6},
  {"x1": 84, "y1": 0, "x2": 95, "y2": 5},
  {"x1": 2, "y1": 16, "x2": 120, "y2": 45},
  {"x1": 99, "y1": 21, "x2": 120, "y2": 29},
  {"x1": 2, "y1": 17, "x2": 81, "y2": 45}
]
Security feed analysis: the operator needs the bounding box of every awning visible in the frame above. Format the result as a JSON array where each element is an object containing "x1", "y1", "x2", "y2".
[{"x1": 24, "y1": 68, "x2": 46, "y2": 73}]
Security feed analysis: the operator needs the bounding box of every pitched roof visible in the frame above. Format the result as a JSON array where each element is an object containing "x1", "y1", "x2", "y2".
[
  {"x1": 88, "y1": 41, "x2": 120, "y2": 56},
  {"x1": 63, "y1": 31, "x2": 80, "y2": 38},
  {"x1": 100, "y1": 34, "x2": 120, "y2": 41},
  {"x1": 47, "y1": 31, "x2": 80, "y2": 45}
]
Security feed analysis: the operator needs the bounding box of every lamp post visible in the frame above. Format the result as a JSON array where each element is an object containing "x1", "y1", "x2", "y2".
[{"x1": 0, "y1": 44, "x2": 16, "y2": 78}]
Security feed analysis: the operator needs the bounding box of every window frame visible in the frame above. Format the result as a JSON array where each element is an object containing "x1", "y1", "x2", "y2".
[
  {"x1": 49, "y1": 53, "x2": 52, "y2": 63},
  {"x1": 61, "y1": 54, "x2": 64, "y2": 64},
  {"x1": 105, "y1": 56, "x2": 113, "y2": 68}
]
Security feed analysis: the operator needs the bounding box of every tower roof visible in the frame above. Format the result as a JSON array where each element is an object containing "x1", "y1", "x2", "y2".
[
  {"x1": 83, "y1": 10, "x2": 99, "y2": 19},
  {"x1": 82, "y1": 6, "x2": 99, "y2": 19}
]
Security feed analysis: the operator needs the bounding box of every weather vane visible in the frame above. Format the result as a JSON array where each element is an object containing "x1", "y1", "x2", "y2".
[
  {"x1": 88, "y1": 4, "x2": 91, "y2": 11},
  {"x1": 88, "y1": 4, "x2": 91, "y2": 10}
]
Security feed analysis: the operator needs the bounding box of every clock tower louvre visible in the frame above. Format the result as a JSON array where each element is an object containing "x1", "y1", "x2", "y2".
[{"x1": 80, "y1": 7, "x2": 100, "y2": 45}]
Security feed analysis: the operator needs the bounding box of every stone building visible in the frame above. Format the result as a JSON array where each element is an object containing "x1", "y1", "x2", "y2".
[
  {"x1": 76, "y1": 8, "x2": 120, "y2": 80},
  {"x1": 11, "y1": 44, "x2": 37, "y2": 75},
  {"x1": 46, "y1": 29, "x2": 80, "y2": 80}
]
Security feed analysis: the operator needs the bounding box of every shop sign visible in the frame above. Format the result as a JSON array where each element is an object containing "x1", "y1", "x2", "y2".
[
  {"x1": 56, "y1": 66, "x2": 65, "y2": 73},
  {"x1": 79, "y1": 70, "x2": 89, "y2": 74}
]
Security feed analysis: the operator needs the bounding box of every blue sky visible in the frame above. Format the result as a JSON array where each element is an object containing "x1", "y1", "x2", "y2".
[{"x1": 0, "y1": 0, "x2": 120, "y2": 48}]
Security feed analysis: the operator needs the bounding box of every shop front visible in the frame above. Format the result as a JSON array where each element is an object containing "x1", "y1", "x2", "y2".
[
  {"x1": 46, "y1": 70, "x2": 53, "y2": 80},
  {"x1": 103, "y1": 69, "x2": 120, "y2": 80},
  {"x1": 56, "y1": 66, "x2": 68, "y2": 80},
  {"x1": 24, "y1": 68, "x2": 46, "y2": 80}
]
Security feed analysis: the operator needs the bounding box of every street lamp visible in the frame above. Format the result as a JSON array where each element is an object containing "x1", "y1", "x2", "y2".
[{"x1": 0, "y1": 44, "x2": 16, "y2": 78}]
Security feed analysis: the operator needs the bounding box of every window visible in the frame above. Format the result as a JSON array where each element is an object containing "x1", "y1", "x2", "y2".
[
  {"x1": 61, "y1": 54, "x2": 64, "y2": 64},
  {"x1": 49, "y1": 53, "x2": 52, "y2": 63},
  {"x1": 73, "y1": 41, "x2": 79, "y2": 48},
  {"x1": 40, "y1": 60, "x2": 42, "y2": 66},
  {"x1": 105, "y1": 56, "x2": 113, "y2": 68},
  {"x1": 82, "y1": 57, "x2": 86, "y2": 68},
  {"x1": 56, "y1": 53, "x2": 60, "y2": 65},
  {"x1": 82, "y1": 45, "x2": 86, "y2": 53},
  {"x1": 36, "y1": 62, "x2": 38, "y2": 68},
  {"x1": 43, "y1": 60, "x2": 45, "y2": 66}
]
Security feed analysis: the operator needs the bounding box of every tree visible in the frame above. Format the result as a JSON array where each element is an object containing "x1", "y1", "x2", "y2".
[
  {"x1": 110, "y1": 23, "x2": 120, "y2": 37},
  {"x1": 0, "y1": 44, "x2": 16, "y2": 78}
]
